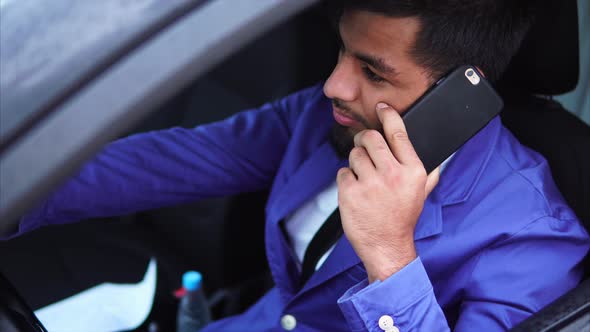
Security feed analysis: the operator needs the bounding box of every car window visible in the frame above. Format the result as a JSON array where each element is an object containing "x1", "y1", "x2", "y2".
[
  {"x1": 0, "y1": 0, "x2": 320, "y2": 233},
  {"x1": 0, "y1": 0, "x2": 202, "y2": 145},
  {"x1": 555, "y1": 0, "x2": 589, "y2": 124}
]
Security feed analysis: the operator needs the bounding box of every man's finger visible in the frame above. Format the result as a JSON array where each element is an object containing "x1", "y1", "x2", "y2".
[
  {"x1": 353, "y1": 130, "x2": 399, "y2": 170},
  {"x1": 425, "y1": 166, "x2": 441, "y2": 197},
  {"x1": 348, "y1": 146, "x2": 375, "y2": 180},
  {"x1": 337, "y1": 167, "x2": 357, "y2": 186},
  {"x1": 376, "y1": 102, "x2": 421, "y2": 166}
]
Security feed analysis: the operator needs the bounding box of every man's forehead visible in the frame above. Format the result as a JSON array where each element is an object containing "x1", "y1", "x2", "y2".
[{"x1": 339, "y1": 11, "x2": 420, "y2": 75}]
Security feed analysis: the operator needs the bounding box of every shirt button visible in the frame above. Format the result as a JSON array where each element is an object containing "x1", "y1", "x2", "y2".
[
  {"x1": 281, "y1": 314, "x2": 297, "y2": 330},
  {"x1": 379, "y1": 315, "x2": 399, "y2": 332}
]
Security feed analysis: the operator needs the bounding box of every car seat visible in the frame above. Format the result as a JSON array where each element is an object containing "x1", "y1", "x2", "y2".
[{"x1": 496, "y1": 0, "x2": 590, "y2": 330}]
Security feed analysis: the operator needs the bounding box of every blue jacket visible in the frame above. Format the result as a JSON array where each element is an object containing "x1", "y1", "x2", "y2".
[{"x1": 17, "y1": 84, "x2": 589, "y2": 331}]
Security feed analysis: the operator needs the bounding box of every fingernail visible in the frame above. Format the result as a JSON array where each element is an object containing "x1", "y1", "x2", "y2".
[{"x1": 376, "y1": 102, "x2": 390, "y2": 110}]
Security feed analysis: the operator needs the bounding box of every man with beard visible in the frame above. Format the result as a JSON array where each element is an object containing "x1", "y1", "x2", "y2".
[{"x1": 8, "y1": 0, "x2": 589, "y2": 331}]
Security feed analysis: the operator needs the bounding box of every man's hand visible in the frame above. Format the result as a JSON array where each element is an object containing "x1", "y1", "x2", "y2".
[{"x1": 337, "y1": 102, "x2": 440, "y2": 283}]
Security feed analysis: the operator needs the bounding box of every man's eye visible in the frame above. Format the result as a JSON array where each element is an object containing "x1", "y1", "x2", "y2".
[{"x1": 362, "y1": 66, "x2": 385, "y2": 83}]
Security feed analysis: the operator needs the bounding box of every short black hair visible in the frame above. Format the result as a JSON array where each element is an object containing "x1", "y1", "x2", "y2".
[{"x1": 329, "y1": 0, "x2": 536, "y2": 82}]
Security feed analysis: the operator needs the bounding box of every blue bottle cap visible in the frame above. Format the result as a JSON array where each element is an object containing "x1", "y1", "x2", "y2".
[{"x1": 182, "y1": 271, "x2": 202, "y2": 291}]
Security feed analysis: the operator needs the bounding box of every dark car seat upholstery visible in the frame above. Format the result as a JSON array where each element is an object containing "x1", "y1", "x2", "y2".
[
  {"x1": 498, "y1": 0, "x2": 590, "y2": 330},
  {"x1": 498, "y1": 0, "x2": 590, "y2": 244}
]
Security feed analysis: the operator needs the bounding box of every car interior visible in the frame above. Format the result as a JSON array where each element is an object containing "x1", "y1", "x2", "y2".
[{"x1": 0, "y1": 0, "x2": 588, "y2": 331}]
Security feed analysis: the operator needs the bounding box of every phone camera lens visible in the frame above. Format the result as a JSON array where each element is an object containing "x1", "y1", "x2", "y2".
[{"x1": 466, "y1": 70, "x2": 474, "y2": 77}]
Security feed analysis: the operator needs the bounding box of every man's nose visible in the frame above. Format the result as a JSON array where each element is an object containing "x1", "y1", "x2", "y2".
[{"x1": 323, "y1": 57, "x2": 358, "y2": 102}]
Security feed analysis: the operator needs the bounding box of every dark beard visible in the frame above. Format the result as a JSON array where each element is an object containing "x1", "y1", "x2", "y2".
[{"x1": 329, "y1": 123, "x2": 355, "y2": 159}]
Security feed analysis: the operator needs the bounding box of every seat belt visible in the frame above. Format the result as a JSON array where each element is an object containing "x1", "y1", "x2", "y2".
[{"x1": 299, "y1": 208, "x2": 343, "y2": 286}]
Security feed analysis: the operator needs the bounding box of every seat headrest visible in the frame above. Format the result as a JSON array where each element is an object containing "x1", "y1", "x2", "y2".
[{"x1": 498, "y1": 0, "x2": 579, "y2": 97}]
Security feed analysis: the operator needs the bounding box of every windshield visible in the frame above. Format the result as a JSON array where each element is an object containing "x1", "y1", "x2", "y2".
[{"x1": 0, "y1": 0, "x2": 200, "y2": 145}]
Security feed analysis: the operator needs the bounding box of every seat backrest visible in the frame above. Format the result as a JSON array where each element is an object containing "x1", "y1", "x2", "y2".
[
  {"x1": 497, "y1": 0, "x2": 579, "y2": 97},
  {"x1": 499, "y1": 4, "x2": 590, "y2": 330},
  {"x1": 498, "y1": 0, "x2": 590, "y2": 232}
]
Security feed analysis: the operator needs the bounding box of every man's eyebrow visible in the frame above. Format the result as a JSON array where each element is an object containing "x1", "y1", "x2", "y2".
[{"x1": 353, "y1": 52, "x2": 397, "y2": 75}]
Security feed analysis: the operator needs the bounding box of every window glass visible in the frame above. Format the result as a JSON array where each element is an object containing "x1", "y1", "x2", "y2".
[{"x1": 0, "y1": 0, "x2": 199, "y2": 141}]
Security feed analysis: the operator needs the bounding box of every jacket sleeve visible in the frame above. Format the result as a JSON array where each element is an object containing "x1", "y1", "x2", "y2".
[
  {"x1": 338, "y1": 215, "x2": 589, "y2": 331},
  {"x1": 8, "y1": 86, "x2": 317, "y2": 239}
]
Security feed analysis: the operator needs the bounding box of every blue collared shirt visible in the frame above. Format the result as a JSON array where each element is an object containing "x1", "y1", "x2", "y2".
[{"x1": 16, "y1": 84, "x2": 590, "y2": 331}]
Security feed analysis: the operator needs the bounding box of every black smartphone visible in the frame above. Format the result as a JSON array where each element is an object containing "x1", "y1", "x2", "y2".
[{"x1": 401, "y1": 65, "x2": 503, "y2": 173}]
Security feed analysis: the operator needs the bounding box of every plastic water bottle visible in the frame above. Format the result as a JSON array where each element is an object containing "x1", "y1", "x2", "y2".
[{"x1": 177, "y1": 271, "x2": 211, "y2": 332}]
